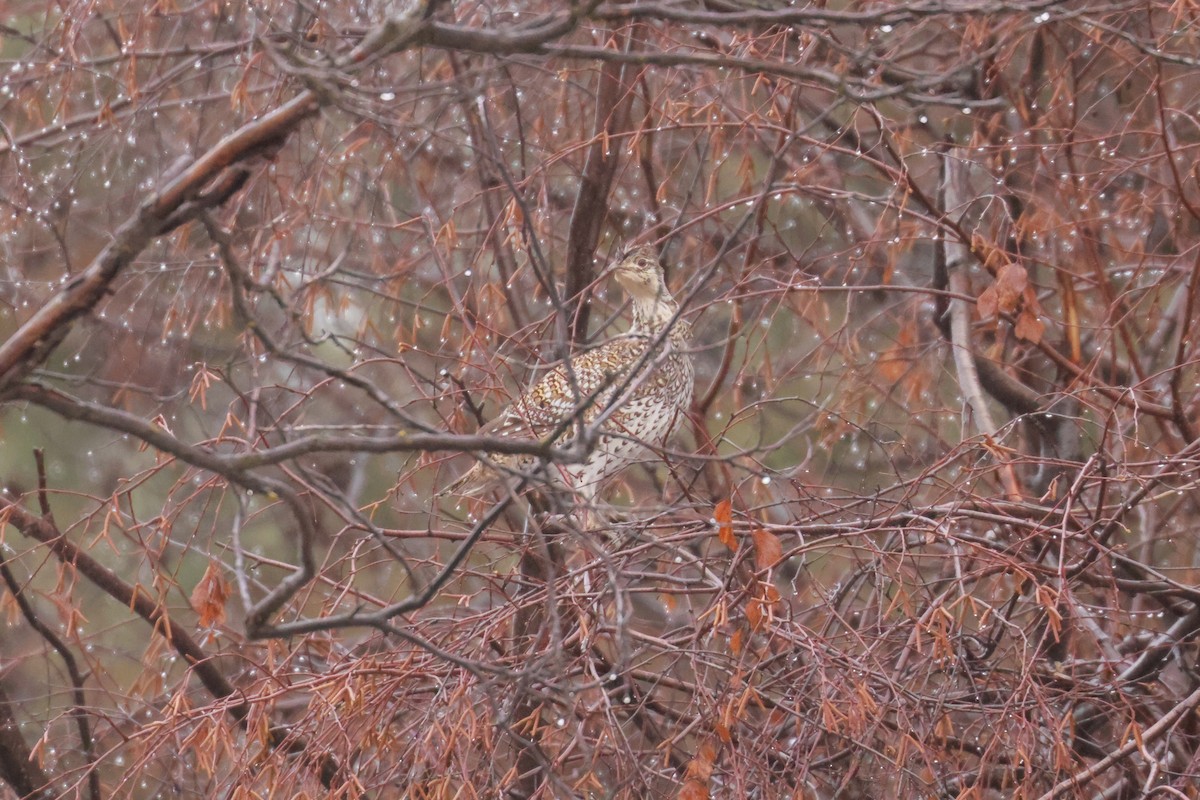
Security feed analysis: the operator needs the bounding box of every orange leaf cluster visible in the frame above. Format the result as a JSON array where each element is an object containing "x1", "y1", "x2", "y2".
[
  {"x1": 714, "y1": 499, "x2": 735, "y2": 549},
  {"x1": 976, "y1": 262, "x2": 1027, "y2": 319},
  {"x1": 678, "y1": 739, "x2": 718, "y2": 800},
  {"x1": 975, "y1": 260, "x2": 1044, "y2": 343}
]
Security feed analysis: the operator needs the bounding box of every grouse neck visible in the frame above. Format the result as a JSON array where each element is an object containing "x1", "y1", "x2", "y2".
[{"x1": 630, "y1": 289, "x2": 680, "y2": 334}]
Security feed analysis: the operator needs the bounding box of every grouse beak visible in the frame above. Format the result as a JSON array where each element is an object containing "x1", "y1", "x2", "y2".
[
  {"x1": 610, "y1": 260, "x2": 641, "y2": 289},
  {"x1": 608, "y1": 251, "x2": 635, "y2": 282}
]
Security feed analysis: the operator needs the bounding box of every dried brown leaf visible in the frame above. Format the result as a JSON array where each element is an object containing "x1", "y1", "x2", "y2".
[
  {"x1": 751, "y1": 529, "x2": 783, "y2": 572},
  {"x1": 1015, "y1": 308, "x2": 1044, "y2": 343},
  {"x1": 746, "y1": 598, "x2": 765, "y2": 630},
  {"x1": 994, "y1": 262, "x2": 1027, "y2": 312},
  {"x1": 976, "y1": 284, "x2": 998, "y2": 319},
  {"x1": 190, "y1": 561, "x2": 230, "y2": 628},
  {"x1": 689, "y1": 740, "x2": 718, "y2": 781}
]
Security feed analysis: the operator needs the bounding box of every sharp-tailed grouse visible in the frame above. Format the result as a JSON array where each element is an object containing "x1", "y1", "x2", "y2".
[{"x1": 451, "y1": 245, "x2": 693, "y2": 506}]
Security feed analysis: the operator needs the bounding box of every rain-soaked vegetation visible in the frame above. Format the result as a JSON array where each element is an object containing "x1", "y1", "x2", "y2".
[{"x1": 3, "y1": 2, "x2": 1200, "y2": 798}]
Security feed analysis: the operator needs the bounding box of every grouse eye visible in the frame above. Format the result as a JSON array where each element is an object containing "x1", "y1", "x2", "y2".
[{"x1": 635, "y1": 258, "x2": 648, "y2": 268}]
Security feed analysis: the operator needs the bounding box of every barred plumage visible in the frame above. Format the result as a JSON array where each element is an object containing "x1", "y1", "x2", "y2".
[{"x1": 450, "y1": 245, "x2": 693, "y2": 504}]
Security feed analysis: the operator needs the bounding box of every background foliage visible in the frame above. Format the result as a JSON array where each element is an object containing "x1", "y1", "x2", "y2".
[{"x1": 3, "y1": 1, "x2": 1200, "y2": 798}]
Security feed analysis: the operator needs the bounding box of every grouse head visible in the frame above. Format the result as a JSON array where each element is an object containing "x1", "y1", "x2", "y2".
[{"x1": 612, "y1": 245, "x2": 665, "y2": 299}]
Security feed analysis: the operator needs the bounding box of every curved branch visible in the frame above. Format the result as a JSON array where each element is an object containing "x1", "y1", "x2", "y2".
[
  {"x1": 0, "y1": 555, "x2": 100, "y2": 800},
  {"x1": 0, "y1": 496, "x2": 349, "y2": 789},
  {"x1": 255, "y1": 488, "x2": 521, "y2": 638},
  {"x1": 1035, "y1": 683, "x2": 1200, "y2": 800},
  {"x1": 593, "y1": 0, "x2": 1070, "y2": 27},
  {"x1": 0, "y1": 501, "x2": 243, "y2": 712}
]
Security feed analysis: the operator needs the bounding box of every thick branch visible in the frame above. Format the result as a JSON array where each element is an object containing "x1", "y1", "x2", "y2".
[
  {"x1": 0, "y1": 680, "x2": 53, "y2": 800},
  {"x1": 0, "y1": 0, "x2": 578, "y2": 397},
  {"x1": 564, "y1": 26, "x2": 636, "y2": 343},
  {"x1": 0, "y1": 89, "x2": 319, "y2": 395},
  {"x1": 947, "y1": 264, "x2": 1001, "y2": 437},
  {"x1": 10, "y1": 383, "x2": 581, "y2": 469}
]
